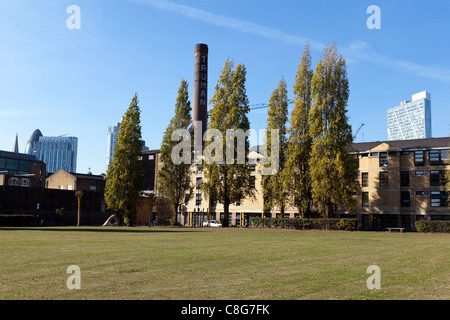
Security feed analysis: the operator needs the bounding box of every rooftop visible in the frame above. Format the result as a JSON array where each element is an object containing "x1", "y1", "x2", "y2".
[{"x1": 352, "y1": 136, "x2": 450, "y2": 152}]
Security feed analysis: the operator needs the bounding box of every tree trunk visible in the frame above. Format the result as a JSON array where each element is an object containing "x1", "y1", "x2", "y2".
[{"x1": 223, "y1": 199, "x2": 229, "y2": 227}]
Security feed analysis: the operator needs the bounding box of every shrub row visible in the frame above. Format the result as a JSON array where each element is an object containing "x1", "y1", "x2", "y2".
[
  {"x1": 415, "y1": 220, "x2": 450, "y2": 233},
  {"x1": 251, "y1": 217, "x2": 358, "y2": 231}
]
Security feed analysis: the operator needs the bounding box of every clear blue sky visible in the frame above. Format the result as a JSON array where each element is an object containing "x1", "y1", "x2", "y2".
[{"x1": 1, "y1": 0, "x2": 449, "y2": 175}]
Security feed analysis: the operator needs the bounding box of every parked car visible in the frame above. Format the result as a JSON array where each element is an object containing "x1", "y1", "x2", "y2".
[{"x1": 203, "y1": 220, "x2": 222, "y2": 227}]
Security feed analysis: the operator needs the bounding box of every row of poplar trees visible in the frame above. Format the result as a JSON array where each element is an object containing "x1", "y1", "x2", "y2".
[
  {"x1": 263, "y1": 42, "x2": 359, "y2": 219},
  {"x1": 156, "y1": 42, "x2": 359, "y2": 226},
  {"x1": 104, "y1": 42, "x2": 359, "y2": 226}
]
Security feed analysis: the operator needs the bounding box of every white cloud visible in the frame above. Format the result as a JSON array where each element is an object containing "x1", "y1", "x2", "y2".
[{"x1": 130, "y1": 0, "x2": 450, "y2": 84}]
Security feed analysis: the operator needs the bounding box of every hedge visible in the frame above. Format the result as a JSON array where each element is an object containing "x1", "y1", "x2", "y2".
[
  {"x1": 251, "y1": 217, "x2": 357, "y2": 231},
  {"x1": 415, "y1": 220, "x2": 450, "y2": 233}
]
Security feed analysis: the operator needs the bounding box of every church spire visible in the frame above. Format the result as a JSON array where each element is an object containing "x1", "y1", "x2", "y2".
[{"x1": 13, "y1": 132, "x2": 19, "y2": 153}]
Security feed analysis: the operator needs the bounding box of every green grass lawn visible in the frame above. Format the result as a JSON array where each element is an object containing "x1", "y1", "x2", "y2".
[{"x1": 0, "y1": 226, "x2": 449, "y2": 300}]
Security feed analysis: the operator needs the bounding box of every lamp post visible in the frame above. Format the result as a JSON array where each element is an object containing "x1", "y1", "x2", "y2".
[{"x1": 75, "y1": 190, "x2": 84, "y2": 227}]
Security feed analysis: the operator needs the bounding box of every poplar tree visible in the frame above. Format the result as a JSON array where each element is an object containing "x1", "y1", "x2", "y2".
[
  {"x1": 308, "y1": 43, "x2": 359, "y2": 217},
  {"x1": 262, "y1": 77, "x2": 289, "y2": 216},
  {"x1": 202, "y1": 59, "x2": 253, "y2": 227},
  {"x1": 105, "y1": 93, "x2": 145, "y2": 225},
  {"x1": 284, "y1": 42, "x2": 314, "y2": 218},
  {"x1": 156, "y1": 79, "x2": 194, "y2": 225}
]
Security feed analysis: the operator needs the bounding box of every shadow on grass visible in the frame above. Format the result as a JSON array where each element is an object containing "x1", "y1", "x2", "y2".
[{"x1": 0, "y1": 226, "x2": 204, "y2": 233}]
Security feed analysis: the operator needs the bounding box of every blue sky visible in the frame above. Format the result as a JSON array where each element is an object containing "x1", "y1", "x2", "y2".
[{"x1": 1, "y1": 0, "x2": 449, "y2": 175}]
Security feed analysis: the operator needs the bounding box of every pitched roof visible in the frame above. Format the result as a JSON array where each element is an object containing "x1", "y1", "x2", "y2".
[{"x1": 352, "y1": 137, "x2": 450, "y2": 152}]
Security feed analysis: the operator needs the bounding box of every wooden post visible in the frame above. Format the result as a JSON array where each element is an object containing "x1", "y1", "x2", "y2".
[{"x1": 75, "y1": 191, "x2": 84, "y2": 227}]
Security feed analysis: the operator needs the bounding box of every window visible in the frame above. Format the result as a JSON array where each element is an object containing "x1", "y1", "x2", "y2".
[
  {"x1": 196, "y1": 164, "x2": 202, "y2": 174},
  {"x1": 90, "y1": 186, "x2": 96, "y2": 191},
  {"x1": 379, "y1": 172, "x2": 388, "y2": 187},
  {"x1": 149, "y1": 155, "x2": 154, "y2": 160},
  {"x1": 414, "y1": 151, "x2": 424, "y2": 166},
  {"x1": 361, "y1": 172, "x2": 369, "y2": 187},
  {"x1": 138, "y1": 156, "x2": 143, "y2": 161},
  {"x1": 415, "y1": 191, "x2": 426, "y2": 196},
  {"x1": 442, "y1": 150, "x2": 448, "y2": 162},
  {"x1": 388, "y1": 151, "x2": 398, "y2": 156},
  {"x1": 429, "y1": 149, "x2": 448, "y2": 165},
  {"x1": 415, "y1": 170, "x2": 424, "y2": 175},
  {"x1": 19, "y1": 160, "x2": 30, "y2": 174},
  {"x1": 401, "y1": 171, "x2": 410, "y2": 187},
  {"x1": 250, "y1": 176, "x2": 256, "y2": 189},
  {"x1": 430, "y1": 191, "x2": 448, "y2": 207},
  {"x1": 361, "y1": 153, "x2": 369, "y2": 158},
  {"x1": 236, "y1": 199, "x2": 240, "y2": 206},
  {"x1": 362, "y1": 192, "x2": 369, "y2": 207},
  {"x1": 250, "y1": 164, "x2": 256, "y2": 172},
  {"x1": 379, "y1": 152, "x2": 388, "y2": 167},
  {"x1": 401, "y1": 191, "x2": 410, "y2": 207},
  {"x1": 401, "y1": 151, "x2": 410, "y2": 155},
  {"x1": 6, "y1": 159, "x2": 18, "y2": 174},
  {"x1": 196, "y1": 177, "x2": 202, "y2": 189},
  {"x1": 195, "y1": 193, "x2": 202, "y2": 206},
  {"x1": 429, "y1": 150, "x2": 440, "y2": 164},
  {"x1": 67, "y1": 185, "x2": 73, "y2": 190},
  {"x1": 430, "y1": 170, "x2": 444, "y2": 186},
  {"x1": 9, "y1": 177, "x2": 19, "y2": 186},
  {"x1": 370, "y1": 152, "x2": 378, "y2": 157},
  {"x1": 21, "y1": 179, "x2": 30, "y2": 187}
]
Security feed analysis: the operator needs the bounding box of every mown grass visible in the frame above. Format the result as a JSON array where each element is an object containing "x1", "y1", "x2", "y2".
[{"x1": 0, "y1": 226, "x2": 448, "y2": 300}]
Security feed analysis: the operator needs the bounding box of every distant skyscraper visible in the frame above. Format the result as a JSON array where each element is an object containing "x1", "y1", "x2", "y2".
[
  {"x1": 106, "y1": 118, "x2": 149, "y2": 170},
  {"x1": 387, "y1": 91, "x2": 432, "y2": 141},
  {"x1": 106, "y1": 121, "x2": 121, "y2": 169},
  {"x1": 25, "y1": 130, "x2": 78, "y2": 173}
]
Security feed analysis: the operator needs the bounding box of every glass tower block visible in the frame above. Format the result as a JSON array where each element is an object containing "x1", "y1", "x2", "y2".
[{"x1": 387, "y1": 91, "x2": 431, "y2": 141}]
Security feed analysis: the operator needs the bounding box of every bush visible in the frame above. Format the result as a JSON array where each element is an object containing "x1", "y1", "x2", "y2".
[
  {"x1": 337, "y1": 218, "x2": 358, "y2": 231},
  {"x1": 250, "y1": 217, "x2": 357, "y2": 231},
  {"x1": 415, "y1": 220, "x2": 450, "y2": 233}
]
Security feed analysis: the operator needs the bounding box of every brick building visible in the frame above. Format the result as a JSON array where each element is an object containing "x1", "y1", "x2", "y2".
[
  {"x1": 183, "y1": 137, "x2": 449, "y2": 231},
  {"x1": 46, "y1": 169, "x2": 106, "y2": 192}
]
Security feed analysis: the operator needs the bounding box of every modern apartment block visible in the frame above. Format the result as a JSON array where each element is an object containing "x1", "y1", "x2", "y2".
[
  {"x1": 349, "y1": 137, "x2": 449, "y2": 231},
  {"x1": 387, "y1": 91, "x2": 432, "y2": 141},
  {"x1": 172, "y1": 137, "x2": 449, "y2": 231},
  {"x1": 25, "y1": 129, "x2": 78, "y2": 174},
  {"x1": 36, "y1": 136, "x2": 78, "y2": 174}
]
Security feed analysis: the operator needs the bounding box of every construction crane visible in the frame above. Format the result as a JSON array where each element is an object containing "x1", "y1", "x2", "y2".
[
  {"x1": 249, "y1": 101, "x2": 294, "y2": 110},
  {"x1": 352, "y1": 123, "x2": 365, "y2": 140}
]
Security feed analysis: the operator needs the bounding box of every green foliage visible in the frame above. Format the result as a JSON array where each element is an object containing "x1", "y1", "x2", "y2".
[
  {"x1": 105, "y1": 93, "x2": 145, "y2": 225},
  {"x1": 285, "y1": 42, "x2": 314, "y2": 218},
  {"x1": 203, "y1": 59, "x2": 253, "y2": 226},
  {"x1": 262, "y1": 77, "x2": 289, "y2": 214},
  {"x1": 415, "y1": 220, "x2": 450, "y2": 233},
  {"x1": 308, "y1": 43, "x2": 359, "y2": 217},
  {"x1": 156, "y1": 79, "x2": 194, "y2": 224},
  {"x1": 250, "y1": 217, "x2": 357, "y2": 231}
]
